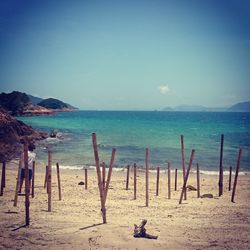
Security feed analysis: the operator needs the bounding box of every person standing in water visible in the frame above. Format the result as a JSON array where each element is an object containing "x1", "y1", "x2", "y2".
[{"x1": 19, "y1": 143, "x2": 36, "y2": 193}]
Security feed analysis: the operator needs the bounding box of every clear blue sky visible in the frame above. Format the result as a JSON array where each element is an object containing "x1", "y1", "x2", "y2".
[{"x1": 0, "y1": 0, "x2": 249, "y2": 110}]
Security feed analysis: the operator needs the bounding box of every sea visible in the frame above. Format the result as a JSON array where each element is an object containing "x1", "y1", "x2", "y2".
[{"x1": 18, "y1": 111, "x2": 250, "y2": 174}]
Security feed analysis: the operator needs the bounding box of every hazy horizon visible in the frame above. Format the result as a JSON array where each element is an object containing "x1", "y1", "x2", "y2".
[{"x1": 0, "y1": 0, "x2": 249, "y2": 110}]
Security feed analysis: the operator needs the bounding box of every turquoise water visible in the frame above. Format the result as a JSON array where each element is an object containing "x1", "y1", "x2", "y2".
[{"x1": 18, "y1": 111, "x2": 250, "y2": 172}]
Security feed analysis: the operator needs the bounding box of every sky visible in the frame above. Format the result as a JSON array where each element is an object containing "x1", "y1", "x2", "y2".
[{"x1": 0, "y1": 0, "x2": 249, "y2": 110}]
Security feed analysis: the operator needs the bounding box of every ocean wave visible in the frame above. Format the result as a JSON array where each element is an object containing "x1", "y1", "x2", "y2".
[{"x1": 50, "y1": 164, "x2": 249, "y2": 176}]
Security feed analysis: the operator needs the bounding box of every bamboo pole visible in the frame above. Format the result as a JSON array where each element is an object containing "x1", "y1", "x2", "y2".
[
  {"x1": 14, "y1": 159, "x2": 22, "y2": 206},
  {"x1": 102, "y1": 162, "x2": 106, "y2": 191},
  {"x1": 156, "y1": 167, "x2": 160, "y2": 196},
  {"x1": 134, "y1": 163, "x2": 137, "y2": 200},
  {"x1": 181, "y1": 135, "x2": 187, "y2": 200},
  {"x1": 146, "y1": 148, "x2": 149, "y2": 207},
  {"x1": 197, "y1": 163, "x2": 200, "y2": 198},
  {"x1": 167, "y1": 162, "x2": 171, "y2": 199},
  {"x1": 174, "y1": 168, "x2": 177, "y2": 191},
  {"x1": 231, "y1": 149, "x2": 243, "y2": 203},
  {"x1": 2, "y1": 161, "x2": 6, "y2": 188},
  {"x1": 92, "y1": 133, "x2": 106, "y2": 224},
  {"x1": 219, "y1": 134, "x2": 224, "y2": 196},
  {"x1": 104, "y1": 148, "x2": 116, "y2": 204},
  {"x1": 24, "y1": 143, "x2": 30, "y2": 226},
  {"x1": 229, "y1": 166, "x2": 232, "y2": 191},
  {"x1": 47, "y1": 150, "x2": 52, "y2": 212},
  {"x1": 56, "y1": 162, "x2": 62, "y2": 201},
  {"x1": 31, "y1": 161, "x2": 35, "y2": 198},
  {"x1": 126, "y1": 165, "x2": 130, "y2": 190},
  {"x1": 44, "y1": 165, "x2": 48, "y2": 189},
  {"x1": 179, "y1": 149, "x2": 195, "y2": 204},
  {"x1": 85, "y1": 169, "x2": 88, "y2": 190},
  {"x1": 0, "y1": 161, "x2": 6, "y2": 196}
]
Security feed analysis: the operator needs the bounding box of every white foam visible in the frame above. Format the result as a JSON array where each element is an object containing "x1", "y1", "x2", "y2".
[{"x1": 48, "y1": 164, "x2": 249, "y2": 176}]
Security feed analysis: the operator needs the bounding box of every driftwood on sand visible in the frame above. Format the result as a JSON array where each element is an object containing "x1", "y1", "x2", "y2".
[{"x1": 134, "y1": 219, "x2": 158, "y2": 239}]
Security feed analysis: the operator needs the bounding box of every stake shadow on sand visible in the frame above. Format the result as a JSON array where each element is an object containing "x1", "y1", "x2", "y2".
[
  {"x1": 12, "y1": 224, "x2": 28, "y2": 231},
  {"x1": 79, "y1": 223, "x2": 103, "y2": 231}
]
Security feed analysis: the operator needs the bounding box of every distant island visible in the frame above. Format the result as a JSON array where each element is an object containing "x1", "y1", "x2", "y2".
[
  {"x1": 0, "y1": 91, "x2": 78, "y2": 116},
  {"x1": 162, "y1": 102, "x2": 250, "y2": 112}
]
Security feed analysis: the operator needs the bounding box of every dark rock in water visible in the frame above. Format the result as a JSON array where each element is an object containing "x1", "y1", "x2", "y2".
[
  {"x1": 187, "y1": 185, "x2": 197, "y2": 191},
  {"x1": 201, "y1": 194, "x2": 213, "y2": 198},
  {"x1": 0, "y1": 108, "x2": 48, "y2": 162},
  {"x1": 78, "y1": 181, "x2": 85, "y2": 185}
]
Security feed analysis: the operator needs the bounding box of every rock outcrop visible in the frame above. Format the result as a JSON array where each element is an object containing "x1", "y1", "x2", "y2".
[{"x1": 0, "y1": 108, "x2": 47, "y2": 162}]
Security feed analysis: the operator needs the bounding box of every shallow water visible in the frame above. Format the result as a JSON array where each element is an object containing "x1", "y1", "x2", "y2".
[{"x1": 18, "y1": 111, "x2": 250, "y2": 172}]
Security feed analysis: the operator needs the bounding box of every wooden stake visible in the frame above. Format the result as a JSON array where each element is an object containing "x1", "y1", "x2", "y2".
[
  {"x1": 179, "y1": 149, "x2": 195, "y2": 204},
  {"x1": 146, "y1": 148, "x2": 149, "y2": 207},
  {"x1": 24, "y1": 143, "x2": 30, "y2": 226},
  {"x1": 229, "y1": 166, "x2": 232, "y2": 191},
  {"x1": 56, "y1": 162, "x2": 62, "y2": 201},
  {"x1": 196, "y1": 163, "x2": 200, "y2": 198},
  {"x1": 219, "y1": 134, "x2": 224, "y2": 196},
  {"x1": 85, "y1": 169, "x2": 88, "y2": 190},
  {"x1": 31, "y1": 161, "x2": 35, "y2": 198},
  {"x1": 2, "y1": 161, "x2": 6, "y2": 188},
  {"x1": 174, "y1": 168, "x2": 177, "y2": 191},
  {"x1": 134, "y1": 163, "x2": 137, "y2": 200},
  {"x1": 47, "y1": 150, "x2": 52, "y2": 212},
  {"x1": 181, "y1": 135, "x2": 187, "y2": 200},
  {"x1": 0, "y1": 162, "x2": 6, "y2": 196},
  {"x1": 231, "y1": 149, "x2": 243, "y2": 203},
  {"x1": 44, "y1": 165, "x2": 48, "y2": 189},
  {"x1": 14, "y1": 159, "x2": 22, "y2": 206},
  {"x1": 92, "y1": 133, "x2": 106, "y2": 224},
  {"x1": 156, "y1": 167, "x2": 160, "y2": 196},
  {"x1": 167, "y1": 162, "x2": 171, "y2": 199},
  {"x1": 102, "y1": 162, "x2": 106, "y2": 191},
  {"x1": 126, "y1": 165, "x2": 130, "y2": 190},
  {"x1": 104, "y1": 148, "x2": 116, "y2": 204}
]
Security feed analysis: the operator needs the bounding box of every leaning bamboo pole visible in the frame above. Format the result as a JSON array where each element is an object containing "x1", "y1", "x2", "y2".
[
  {"x1": 44, "y1": 165, "x2": 48, "y2": 189},
  {"x1": 85, "y1": 169, "x2": 88, "y2": 190},
  {"x1": 167, "y1": 162, "x2": 171, "y2": 199},
  {"x1": 228, "y1": 166, "x2": 232, "y2": 191},
  {"x1": 126, "y1": 165, "x2": 130, "y2": 190},
  {"x1": 181, "y1": 135, "x2": 187, "y2": 200},
  {"x1": 231, "y1": 148, "x2": 243, "y2": 203},
  {"x1": 24, "y1": 143, "x2": 30, "y2": 226},
  {"x1": 156, "y1": 167, "x2": 160, "y2": 196},
  {"x1": 47, "y1": 150, "x2": 52, "y2": 212},
  {"x1": 92, "y1": 133, "x2": 107, "y2": 224},
  {"x1": 31, "y1": 161, "x2": 35, "y2": 198},
  {"x1": 13, "y1": 159, "x2": 22, "y2": 206},
  {"x1": 145, "y1": 148, "x2": 149, "y2": 207},
  {"x1": 196, "y1": 163, "x2": 200, "y2": 198},
  {"x1": 0, "y1": 162, "x2": 6, "y2": 196},
  {"x1": 179, "y1": 149, "x2": 195, "y2": 204},
  {"x1": 219, "y1": 134, "x2": 224, "y2": 196},
  {"x1": 56, "y1": 162, "x2": 62, "y2": 201},
  {"x1": 104, "y1": 148, "x2": 116, "y2": 204},
  {"x1": 102, "y1": 162, "x2": 106, "y2": 191},
  {"x1": 174, "y1": 168, "x2": 178, "y2": 191},
  {"x1": 134, "y1": 163, "x2": 137, "y2": 200}
]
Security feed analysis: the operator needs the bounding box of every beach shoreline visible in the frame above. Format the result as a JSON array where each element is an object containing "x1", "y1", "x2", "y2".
[{"x1": 0, "y1": 162, "x2": 249, "y2": 249}]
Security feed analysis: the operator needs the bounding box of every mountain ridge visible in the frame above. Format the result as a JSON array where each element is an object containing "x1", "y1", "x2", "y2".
[
  {"x1": 162, "y1": 102, "x2": 250, "y2": 112},
  {"x1": 0, "y1": 91, "x2": 78, "y2": 116}
]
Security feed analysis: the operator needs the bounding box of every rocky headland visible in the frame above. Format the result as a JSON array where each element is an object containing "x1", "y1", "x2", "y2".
[
  {"x1": 0, "y1": 108, "x2": 48, "y2": 162},
  {"x1": 0, "y1": 91, "x2": 77, "y2": 116}
]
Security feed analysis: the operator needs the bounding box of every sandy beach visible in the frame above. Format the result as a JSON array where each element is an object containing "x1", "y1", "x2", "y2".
[{"x1": 0, "y1": 162, "x2": 249, "y2": 250}]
